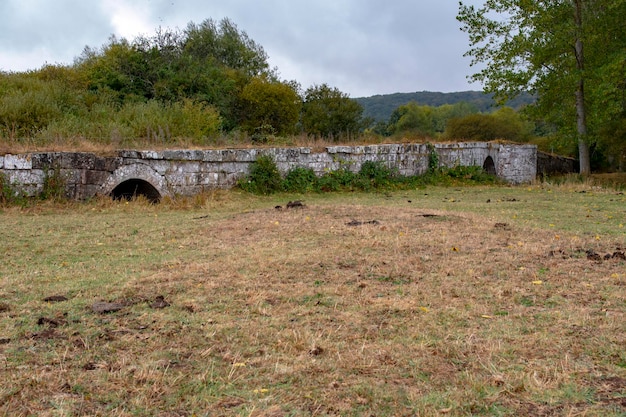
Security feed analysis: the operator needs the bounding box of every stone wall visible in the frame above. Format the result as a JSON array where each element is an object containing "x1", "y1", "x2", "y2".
[
  {"x1": 1, "y1": 142, "x2": 540, "y2": 200},
  {"x1": 537, "y1": 151, "x2": 578, "y2": 177}
]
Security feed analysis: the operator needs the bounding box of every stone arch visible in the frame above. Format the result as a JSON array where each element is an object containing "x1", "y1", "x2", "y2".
[
  {"x1": 482, "y1": 155, "x2": 497, "y2": 176},
  {"x1": 100, "y1": 163, "x2": 170, "y2": 202},
  {"x1": 111, "y1": 179, "x2": 162, "y2": 203}
]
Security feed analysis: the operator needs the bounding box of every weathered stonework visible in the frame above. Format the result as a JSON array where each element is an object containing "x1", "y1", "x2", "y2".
[
  {"x1": 0, "y1": 142, "x2": 545, "y2": 201},
  {"x1": 537, "y1": 151, "x2": 578, "y2": 177}
]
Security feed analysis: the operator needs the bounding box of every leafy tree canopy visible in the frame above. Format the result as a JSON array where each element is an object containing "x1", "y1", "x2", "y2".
[
  {"x1": 386, "y1": 101, "x2": 480, "y2": 137},
  {"x1": 301, "y1": 84, "x2": 365, "y2": 140},
  {"x1": 445, "y1": 107, "x2": 534, "y2": 142},
  {"x1": 458, "y1": 0, "x2": 626, "y2": 173},
  {"x1": 74, "y1": 18, "x2": 273, "y2": 130},
  {"x1": 239, "y1": 76, "x2": 302, "y2": 137}
]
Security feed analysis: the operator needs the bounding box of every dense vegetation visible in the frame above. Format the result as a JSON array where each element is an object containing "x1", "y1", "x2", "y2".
[
  {"x1": 458, "y1": 0, "x2": 626, "y2": 174},
  {"x1": 237, "y1": 155, "x2": 498, "y2": 196},
  {"x1": 0, "y1": 18, "x2": 367, "y2": 147},
  {"x1": 0, "y1": 10, "x2": 625, "y2": 172}
]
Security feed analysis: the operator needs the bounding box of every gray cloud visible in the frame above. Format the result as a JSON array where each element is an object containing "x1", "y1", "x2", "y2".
[{"x1": 0, "y1": 0, "x2": 484, "y2": 96}]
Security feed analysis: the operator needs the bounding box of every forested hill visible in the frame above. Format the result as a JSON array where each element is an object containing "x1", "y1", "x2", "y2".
[{"x1": 355, "y1": 91, "x2": 534, "y2": 122}]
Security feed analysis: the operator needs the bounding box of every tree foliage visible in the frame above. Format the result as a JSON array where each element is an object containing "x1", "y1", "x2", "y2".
[
  {"x1": 73, "y1": 18, "x2": 272, "y2": 131},
  {"x1": 239, "y1": 77, "x2": 301, "y2": 137},
  {"x1": 301, "y1": 84, "x2": 364, "y2": 139},
  {"x1": 458, "y1": 0, "x2": 626, "y2": 173},
  {"x1": 385, "y1": 101, "x2": 479, "y2": 137},
  {"x1": 445, "y1": 107, "x2": 533, "y2": 142}
]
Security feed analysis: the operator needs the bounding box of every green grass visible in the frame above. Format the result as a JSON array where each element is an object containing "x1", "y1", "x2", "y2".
[{"x1": 0, "y1": 185, "x2": 625, "y2": 416}]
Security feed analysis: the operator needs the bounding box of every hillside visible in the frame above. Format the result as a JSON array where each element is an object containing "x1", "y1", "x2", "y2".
[{"x1": 355, "y1": 90, "x2": 535, "y2": 122}]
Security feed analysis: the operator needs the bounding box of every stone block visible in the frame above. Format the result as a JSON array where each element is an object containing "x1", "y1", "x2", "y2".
[
  {"x1": 117, "y1": 150, "x2": 142, "y2": 159},
  {"x1": 4, "y1": 154, "x2": 33, "y2": 170},
  {"x1": 60, "y1": 169, "x2": 82, "y2": 185},
  {"x1": 144, "y1": 160, "x2": 171, "y2": 175},
  {"x1": 57, "y1": 153, "x2": 97, "y2": 169},
  {"x1": 84, "y1": 170, "x2": 111, "y2": 185},
  {"x1": 169, "y1": 162, "x2": 201, "y2": 174},
  {"x1": 93, "y1": 156, "x2": 120, "y2": 172},
  {"x1": 137, "y1": 150, "x2": 163, "y2": 160},
  {"x1": 161, "y1": 150, "x2": 188, "y2": 161},
  {"x1": 220, "y1": 149, "x2": 238, "y2": 162},
  {"x1": 30, "y1": 153, "x2": 57, "y2": 169},
  {"x1": 6, "y1": 169, "x2": 45, "y2": 188},
  {"x1": 198, "y1": 172, "x2": 219, "y2": 186},
  {"x1": 326, "y1": 146, "x2": 353, "y2": 154},
  {"x1": 201, "y1": 150, "x2": 224, "y2": 162},
  {"x1": 236, "y1": 149, "x2": 258, "y2": 162}
]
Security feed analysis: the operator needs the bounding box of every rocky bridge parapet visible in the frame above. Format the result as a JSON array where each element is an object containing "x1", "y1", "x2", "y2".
[{"x1": 1, "y1": 142, "x2": 542, "y2": 202}]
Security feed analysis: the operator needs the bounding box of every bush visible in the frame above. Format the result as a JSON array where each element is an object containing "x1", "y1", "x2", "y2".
[
  {"x1": 237, "y1": 156, "x2": 499, "y2": 196},
  {"x1": 0, "y1": 80, "x2": 63, "y2": 140},
  {"x1": 357, "y1": 161, "x2": 395, "y2": 190},
  {"x1": 0, "y1": 172, "x2": 29, "y2": 206},
  {"x1": 317, "y1": 169, "x2": 357, "y2": 192},
  {"x1": 117, "y1": 99, "x2": 221, "y2": 144},
  {"x1": 238, "y1": 155, "x2": 283, "y2": 195},
  {"x1": 425, "y1": 165, "x2": 498, "y2": 185},
  {"x1": 40, "y1": 165, "x2": 67, "y2": 200},
  {"x1": 445, "y1": 113, "x2": 523, "y2": 142},
  {"x1": 283, "y1": 167, "x2": 317, "y2": 193},
  {"x1": 0, "y1": 173, "x2": 13, "y2": 205},
  {"x1": 426, "y1": 142, "x2": 440, "y2": 173}
]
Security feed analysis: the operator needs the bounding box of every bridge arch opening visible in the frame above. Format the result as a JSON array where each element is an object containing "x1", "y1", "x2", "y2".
[
  {"x1": 110, "y1": 179, "x2": 161, "y2": 203},
  {"x1": 483, "y1": 156, "x2": 496, "y2": 175}
]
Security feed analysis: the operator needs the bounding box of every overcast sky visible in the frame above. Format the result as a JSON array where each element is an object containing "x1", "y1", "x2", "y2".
[{"x1": 0, "y1": 0, "x2": 485, "y2": 98}]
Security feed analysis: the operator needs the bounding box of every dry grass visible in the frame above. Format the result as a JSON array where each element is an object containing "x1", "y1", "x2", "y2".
[
  {"x1": 0, "y1": 133, "x2": 418, "y2": 156},
  {"x1": 0, "y1": 186, "x2": 625, "y2": 416}
]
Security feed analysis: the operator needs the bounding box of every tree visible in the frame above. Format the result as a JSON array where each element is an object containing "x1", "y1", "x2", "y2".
[
  {"x1": 76, "y1": 36, "x2": 152, "y2": 102},
  {"x1": 387, "y1": 102, "x2": 435, "y2": 137},
  {"x1": 384, "y1": 102, "x2": 479, "y2": 137},
  {"x1": 301, "y1": 84, "x2": 364, "y2": 139},
  {"x1": 183, "y1": 18, "x2": 270, "y2": 78},
  {"x1": 432, "y1": 102, "x2": 479, "y2": 133},
  {"x1": 458, "y1": 0, "x2": 626, "y2": 174},
  {"x1": 239, "y1": 77, "x2": 302, "y2": 137},
  {"x1": 445, "y1": 107, "x2": 532, "y2": 142},
  {"x1": 74, "y1": 18, "x2": 275, "y2": 132}
]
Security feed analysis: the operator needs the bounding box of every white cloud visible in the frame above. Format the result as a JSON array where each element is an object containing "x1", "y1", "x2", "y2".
[
  {"x1": 100, "y1": 0, "x2": 156, "y2": 40},
  {"x1": 0, "y1": 0, "x2": 486, "y2": 95}
]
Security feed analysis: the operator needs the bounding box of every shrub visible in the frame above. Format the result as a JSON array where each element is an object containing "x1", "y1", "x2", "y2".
[
  {"x1": 117, "y1": 99, "x2": 221, "y2": 144},
  {"x1": 357, "y1": 161, "x2": 395, "y2": 190},
  {"x1": 0, "y1": 82, "x2": 63, "y2": 140},
  {"x1": 238, "y1": 157, "x2": 499, "y2": 195},
  {"x1": 40, "y1": 165, "x2": 67, "y2": 200},
  {"x1": 0, "y1": 173, "x2": 13, "y2": 205},
  {"x1": 317, "y1": 169, "x2": 357, "y2": 192},
  {"x1": 426, "y1": 142, "x2": 440, "y2": 173},
  {"x1": 283, "y1": 167, "x2": 317, "y2": 193},
  {"x1": 0, "y1": 172, "x2": 29, "y2": 206},
  {"x1": 238, "y1": 155, "x2": 283, "y2": 195},
  {"x1": 444, "y1": 109, "x2": 531, "y2": 143},
  {"x1": 437, "y1": 165, "x2": 498, "y2": 185}
]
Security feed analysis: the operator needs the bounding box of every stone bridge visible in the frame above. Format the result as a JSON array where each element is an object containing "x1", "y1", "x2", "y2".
[{"x1": 1, "y1": 142, "x2": 540, "y2": 202}]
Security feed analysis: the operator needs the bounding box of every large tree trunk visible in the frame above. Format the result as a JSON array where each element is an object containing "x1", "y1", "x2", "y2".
[
  {"x1": 574, "y1": 0, "x2": 591, "y2": 174},
  {"x1": 575, "y1": 78, "x2": 591, "y2": 174}
]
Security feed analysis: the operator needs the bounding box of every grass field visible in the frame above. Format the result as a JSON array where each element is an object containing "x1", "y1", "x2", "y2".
[{"x1": 1, "y1": 184, "x2": 625, "y2": 416}]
